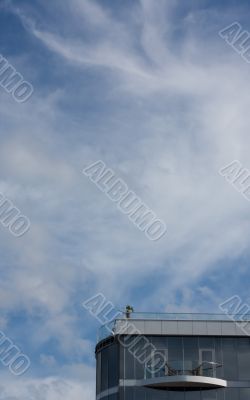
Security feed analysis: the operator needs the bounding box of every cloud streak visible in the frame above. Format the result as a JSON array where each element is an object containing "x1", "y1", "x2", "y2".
[{"x1": 1, "y1": 0, "x2": 250, "y2": 398}]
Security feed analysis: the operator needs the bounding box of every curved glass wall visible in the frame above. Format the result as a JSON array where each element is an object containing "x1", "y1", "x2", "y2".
[
  {"x1": 122, "y1": 387, "x2": 250, "y2": 399},
  {"x1": 96, "y1": 342, "x2": 119, "y2": 395},
  {"x1": 96, "y1": 336, "x2": 250, "y2": 399}
]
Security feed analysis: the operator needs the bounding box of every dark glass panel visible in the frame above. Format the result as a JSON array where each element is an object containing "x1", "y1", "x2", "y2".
[
  {"x1": 133, "y1": 387, "x2": 146, "y2": 400},
  {"x1": 168, "y1": 391, "x2": 185, "y2": 400},
  {"x1": 101, "y1": 395, "x2": 118, "y2": 400},
  {"x1": 108, "y1": 343, "x2": 119, "y2": 387},
  {"x1": 183, "y1": 337, "x2": 199, "y2": 373},
  {"x1": 136, "y1": 387, "x2": 147, "y2": 400},
  {"x1": 96, "y1": 351, "x2": 101, "y2": 394},
  {"x1": 125, "y1": 348, "x2": 135, "y2": 379},
  {"x1": 183, "y1": 336, "x2": 198, "y2": 349},
  {"x1": 183, "y1": 337, "x2": 199, "y2": 359},
  {"x1": 108, "y1": 395, "x2": 118, "y2": 400},
  {"x1": 119, "y1": 339, "x2": 125, "y2": 379},
  {"x1": 239, "y1": 388, "x2": 250, "y2": 400},
  {"x1": 134, "y1": 356, "x2": 145, "y2": 379},
  {"x1": 224, "y1": 388, "x2": 240, "y2": 400},
  {"x1": 146, "y1": 387, "x2": 169, "y2": 400},
  {"x1": 168, "y1": 337, "x2": 183, "y2": 354},
  {"x1": 148, "y1": 388, "x2": 168, "y2": 399},
  {"x1": 237, "y1": 338, "x2": 250, "y2": 380},
  {"x1": 124, "y1": 387, "x2": 169, "y2": 399},
  {"x1": 201, "y1": 389, "x2": 217, "y2": 400},
  {"x1": 185, "y1": 390, "x2": 201, "y2": 399},
  {"x1": 168, "y1": 337, "x2": 183, "y2": 362},
  {"x1": 124, "y1": 387, "x2": 134, "y2": 400},
  {"x1": 214, "y1": 338, "x2": 223, "y2": 379},
  {"x1": 216, "y1": 388, "x2": 224, "y2": 400},
  {"x1": 151, "y1": 336, "x2": 168, "y2": 349},
  {"x1": 199, "y1": 337, "x2": 215, "y2": 349},
  {"x1": 101, "y1": 347, "x2": 109, "y2": 391},
  {"x1": 221, "y1": 338, "x2": 238, "y2": 380}
]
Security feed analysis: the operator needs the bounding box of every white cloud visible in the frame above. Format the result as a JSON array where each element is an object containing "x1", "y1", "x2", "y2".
[
  {"x1": 2, "y1": 0, "x2": 249, "y2": 300},
  {"x1": 1, "y1": 0, "x2": 249, "y2": 312},
  {"x1": 0, "y1": 375, "x2": 95, "y2": 400},
  {"x1": 1, "y1": 0, "x2": 250, "y2": 396}
]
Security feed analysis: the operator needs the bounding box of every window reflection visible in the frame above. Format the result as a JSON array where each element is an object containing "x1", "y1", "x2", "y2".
[
  {"x1": 222, "y1": 338, "x2": 238, "y2": 380},
  {"x1": 237, "y1": 338, "x2": 250, "y2": 380},
  {"x1": 239, "y1": 388, "x2": 250, "y2": 399},
  {"x1": 97, "y1": 335, "x2": 250, "y2": 398}
]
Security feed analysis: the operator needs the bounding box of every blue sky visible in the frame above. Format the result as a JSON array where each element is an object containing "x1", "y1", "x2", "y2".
[{"x1": 1, "y1": 0, "x2": 250, "y2": 398}]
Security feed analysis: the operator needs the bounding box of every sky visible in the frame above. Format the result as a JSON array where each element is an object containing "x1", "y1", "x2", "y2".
[{"x1": 1, "y1": 0, "x2": 250, "y2": 398}]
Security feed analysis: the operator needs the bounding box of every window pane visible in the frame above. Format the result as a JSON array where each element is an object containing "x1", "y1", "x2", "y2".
[
  {"x1": 214, "y1": 338, "x2": 223, "y2": 379},
  {"x1": 221, "y1": 338, "x2": 238, "y2": 380},
  {"x1": 124, "y1": 387, "x2": 147, "y2": 400},
  {"x1": 199, "y1": 337, "x2": 214, "y2": 348},
  {"x1": 237, "y1": 338, "x2": 250, "y2": 380},
  {"x1": 108, "y1": 395, "x2": 118, "y2": 400},
  {"x1": 168, "y1": 337, "x2": 183, "y2": 363},
  {"x1": 183, "y1": 337, "x2": 199, "y2": 374},
  {"x1": 239, "y1": 388, "x2": 250, "y2": 400},
  {"x1": 168, "y1": 391, "x2": 185, "y2": 400},
  {"x1": 120, "y1": 341, "x2": 125, "y2": 379},
  {"x1": 224, "y1": 388, "x2": 240, "y2": 400},
  {"x1": 124, "y1": 387, "x2": 134, "y2": 400},
  {"x1": 96, "y1": 352, "x2": 101, "y2": 394},
  {"x1": 125, "y1": 348, "x2": 135, "y2": 379},
  {"x1": 101, "y1": 347, "x2": 109, "y2": 391},
  {"x1": 184, "y1": 337, "x2": 199, "y2": 359},
  {"x1": 108, "y1": 343, "x2": 118, "y2": 387},
  {"x1": 185, "y1": 391, "x2": 201, "y2": 400},
  {"x1": 151, "y1": 336, "x2": 168, "y2": 349},
  {"x1": 201, "y1": 389, "x2": 217, "y2": 400},
  {"x1": 135, "y1": 356, "x2": 145, "y2": 379}
]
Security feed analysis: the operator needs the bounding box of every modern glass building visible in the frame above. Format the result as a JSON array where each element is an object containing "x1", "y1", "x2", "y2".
[{"x1": 95, "y1": 313, "x2": 250, "y2": 400}]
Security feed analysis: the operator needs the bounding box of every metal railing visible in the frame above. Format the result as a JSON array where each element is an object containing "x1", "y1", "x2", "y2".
[
  {"x1": 120, "y1": 312, "x2": 250, "y2": 321},
  {"x1": 144, "y1": 360, "x2": 222, "y2": 380}
]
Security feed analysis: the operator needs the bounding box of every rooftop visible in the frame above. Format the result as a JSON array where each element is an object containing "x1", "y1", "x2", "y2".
[{"x1": 97, "y1": 312, "x2": 250, "y2": 343}]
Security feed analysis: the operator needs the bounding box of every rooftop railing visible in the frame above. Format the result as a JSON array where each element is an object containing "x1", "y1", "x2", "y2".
[{"x1": 121, "y1": 312, "x2": 250, "y2": 321}]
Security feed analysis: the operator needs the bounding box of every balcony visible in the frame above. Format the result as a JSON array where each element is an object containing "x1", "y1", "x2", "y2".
[{"x1": 141, "y1": 360, "x2": 227, "y2": 390}]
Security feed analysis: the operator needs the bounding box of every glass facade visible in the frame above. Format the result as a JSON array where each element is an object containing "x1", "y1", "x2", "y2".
[
  {"x1": 97, "y1": 388, "x2": 250, "y2": 400},
  {"x1": 97, "y1": 342, "x2": 119, "y2": 394},
  {"x1": 96, "y1": 336, "x2": 250, "y2": 400}
]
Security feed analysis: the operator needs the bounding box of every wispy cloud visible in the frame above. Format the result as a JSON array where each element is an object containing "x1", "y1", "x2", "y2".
[{"x1": 1, "y1": 0, "x2": 250, "y2": 397}]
